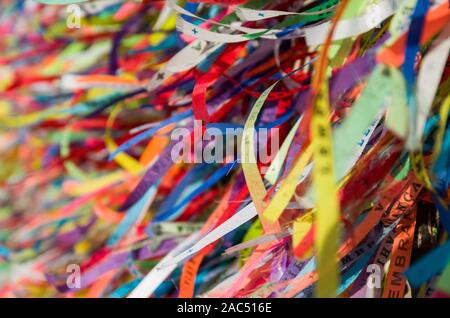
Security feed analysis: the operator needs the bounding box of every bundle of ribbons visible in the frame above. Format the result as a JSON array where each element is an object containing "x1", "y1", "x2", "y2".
[{"x1": 0, "y1": 0, "x2": 449, "y2": 298}]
